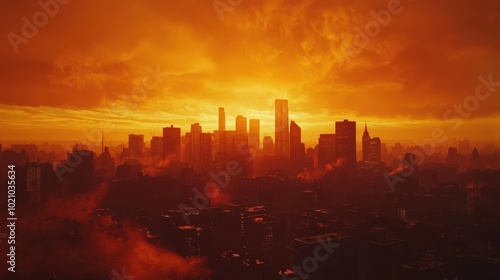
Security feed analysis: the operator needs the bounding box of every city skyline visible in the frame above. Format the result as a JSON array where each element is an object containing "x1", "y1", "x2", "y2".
[{"x1": 1, "y1": 1, "x2": 500, "y2": 144}]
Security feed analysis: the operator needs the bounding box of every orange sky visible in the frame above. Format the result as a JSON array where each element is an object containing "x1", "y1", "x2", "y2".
[{"x1": 1, "y1": 0, "x2": 499, "y2": 147}]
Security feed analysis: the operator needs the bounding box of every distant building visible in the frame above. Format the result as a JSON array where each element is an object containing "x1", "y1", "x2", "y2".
[
  {"x1": 235, "y1": 115, "x2": 247, "y2": 136},
  {"x1": 275, "y1": 99, "x2": 290, "y2": 158},
  {"x1": 362, "y1": 124, "x2": 382, "y2": 164},
  {"x1": 249, "y1": 119, "x2": 260, "y2": 150},
  {"x1": 263, "y1": 136, "x2": 274, "y2": 156},
  {"x1": 163, "y1": 125, "x2": 181, "y2": 161},
  {"x1": 150, "y1": 136, "x2": 163, "y2": 158},
  {"x1": 26, "y1": 162, "x2": 59, "y2": 202},
  {"x1": 471, "y1": 147, "x2": 481, "y2": 168},
  {"x1": 290, "y1": 121, "x2": 305, "y2": 172},
  {"x1": 335, "y1": 119, "x2": 356, "y2": 166},
  {"x1": 65, "y1": 148, "x2": 94, "y2": 194},
  {"x1": 128, "y1": 134, "x2": 144, "y2": 158},
  {"x1": 318, "y1": 134, "x2": 335, "y2": 168},
  {"x1": 94, "y1": 146, "x2": 115, "y2": 179},
  {"x1": 217, "y1": 107, "x2": 226, "y2": 154},
  {"x1": 200, "y1": 133, "x2": 213, "y2": 171}
]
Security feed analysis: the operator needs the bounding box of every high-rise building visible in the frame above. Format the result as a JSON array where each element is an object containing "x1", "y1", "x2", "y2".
[
  {"x1": 190, "y1": 123, "x2": 202, "y2": 165},
  {"x1": 235, "y1": 115, "x2": 247, "y2": 136},
  {"x1": 66, "y1": 148, "x2": 94, "y2": 194},
  {"x1": 335, "y1": 119, "x2": 356, "y2": 166},
  {"x1": 163, "y1": 125, "x2": 181, "y2": 161},
  {"x1": 471, "y1": 147, "x2": 481, "y2": 168},
  {"x1": 200, "y1": 133, "x2": 213, "y2": 170},
  {"x1": 290, "y1": 121, "x2": 305, "y2": 171},
  {"x1": 318, "y1": 134, "x2": 335, "y2": 168},
  {"x1": 218, "y1": 107, "x2": 226, "y2": 154},
  {"x1": 128, "y1": 134, "x2": 144, "y2": 158},
  {"x1": 249, "y1": 119, "x2": 260, "y2": 150},
  {"x1": 150, "y1": 136, "x2": 163, "y2": 158},
  {"x1": 219, "y1": 107, "x2": 225, "y2": 132},
  {"x1": 275, "y1": 99, "x2": 290, "y2": 157},
  {"x1": 362, "y1": 123, "x2": 371, "y2": 162},
  {"x1": 263, "y1": 136, "x2": 274, "y2": 156},
  {"x1": 369, "y1": 137, "x2": 381, "y2": 163},
  {"x1": 362, "y1": 124, "x2": 381, "y2": 163}
]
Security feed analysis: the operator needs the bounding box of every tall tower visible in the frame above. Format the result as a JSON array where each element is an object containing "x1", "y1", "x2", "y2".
[
  {"x1": 218, "y1": 107, "x2": 225, "y2": 132},
  {"x1": 290, "y1": 121, "x2": 305, "y2": 172},
  {"x1": 335, "y1": 119, "x2": 356, "y2": 166},
  {"x1": 128, "y1": 134, "x2": 144, "y2": 158},
  {"x1": 235, "y1": 115, "x2": 247, "y2": 136},
  {"x1": 190, "y1": 123, "x2": 202, "y2": 164},
  {"x1": 163, "y1": 125, "x2": 181, "y2": 161},
  {"x1": 275, "y1": 99, "x2": 290, "y2": 158},
  {"x1": 249, "y1": 119, "x2": 260, "y2": 149},
  {"x1": 362, "y1": 123, "x2": 371, "y2": 162}
]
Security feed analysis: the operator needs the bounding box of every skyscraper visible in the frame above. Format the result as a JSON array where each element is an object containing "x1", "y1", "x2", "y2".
[
  {"x1": 218, "y1": 107, "x2": 226, "y2": 154},
  {"x1": 150, "y1": 136, "x2": 163, "y2": 158},
  {"x1": 249, "y1": 119, "x2": 260, "y2": 149},
  {"x1": 190, "y1": 123, "x2": 202, "y2": 165},
  {"x1": 335, "y1": 119, "x2": 356, "y2": 166},
  {"x1": 235, "y1": 115, "x2": 247, "y2": 136},
  {"x1": 263, "y1": 136, "x2": 274, "y2": 156},
  {"x1": 362, "y1": 124, "x2": 381, "y2": 163},
  {"x1": 369, "y1": 137, "x2": 381, "y2": 163},
  {"x1": 362, "y1": 123, "x2": 371, "y2": 162},
  {"x1": 219, "y1": 107, "x2": 225, "y2": 132},
  {"x1": 200, "y1": 133, "x2": 213, "y2": 170},
  {"x1": 290, "y1": 121, "x2": 305, "y2": 171},
  {"x1": 275, "y1": 99, "x2": 289, "y2": 158},
  {"x1": 163, "y1": 125, "x2": 181, "y2": 161},
  {"x1": 128, "y1": 134, "x2": 144, "y2": 158},
  {"x1": 318, "y1": 134, "x2": 335, "y2": 168}
]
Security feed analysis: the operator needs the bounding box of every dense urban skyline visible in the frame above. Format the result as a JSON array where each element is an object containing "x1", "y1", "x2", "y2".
[{"x1": 1, "y1": 0, "x2": 500, "y2": 144}]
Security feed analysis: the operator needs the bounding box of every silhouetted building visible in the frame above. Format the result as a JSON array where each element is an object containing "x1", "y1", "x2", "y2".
[
  {"x1": 219, "y1": 107, "x2": 225, "y2": 132},
  {"x1": 249, "y1": 119, "x2": 260, "y2": 150},
  {"x1": 218, "y1": 107, "x2": 226, "y2": 154},
  {"x1": 362, "y1": 124, "x2": 381, "y2": 164},
  {"x1": 471, "y1": 147, "x2": 481, "y2": 168},
  {"x1": 235, "y1": 115, "x2": 247, "y2": 136},
  {"x1": 163, "y1": 125, "x2": 181, "y2": 161},
  {"x1": 362, "y1": 123, "x2": 371, "y2": 162},
  {"x1": 369, "y1": 137, "x2": 381, "y2": 163},
  {"x1": 275, "y1": 99, "x2": 290, "y2": 158},
  {"x1": 201, "y1": 133, "x2": 213, "y2": 171},
  {"x1": 65, "y1": 148, "x2": 94, "y2": 194},
  {"x1": 94, "y1": 146, "x2": 115, "y2": 179},
  {"x1": 263, "y1": 136, "x2": 274, "y2": 156},
  {"x1": 318, "y1": 134, "x2": 335, "y2": 168},
  {"x1": 290, "y1": 121, "x2": 305, "y2": 172},
  {"x1": 150, "y1": 136, "x2": 163, "y2": 158},
  {"x1": 26, "y1": 162, "x2": 60, "y2": 202},
  {"x1": 128, "y1": 134, "x2": 144, "y2": 158},
  {"x1": 10, "y1": 143, "x2": 38, "y2": 161},
  {"x1": 335, "y1": 119, "x2": 356, "y2": 166}
]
